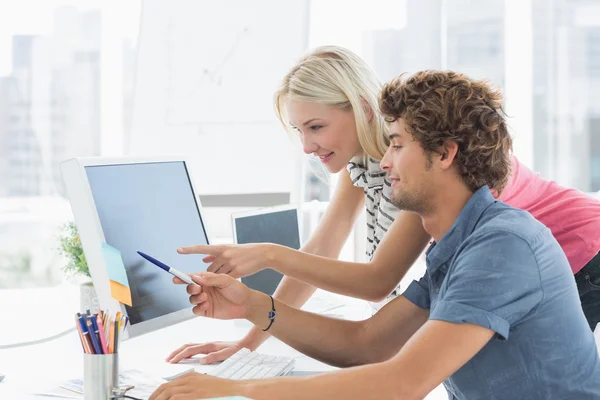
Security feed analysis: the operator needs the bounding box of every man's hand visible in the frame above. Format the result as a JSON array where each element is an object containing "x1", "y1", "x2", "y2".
[
  {"x1": 149, "y1": 372, "x2": 238, "y2": 400},
  {"x1": 177, "y1": 243, "x2": 279, "y2": 278},
  {"x1": 186, "y1": 272, "x2": 251, "y2": 319},
  {"x1": 165, "y1": 341, "x2": 247, "y2": 364}
]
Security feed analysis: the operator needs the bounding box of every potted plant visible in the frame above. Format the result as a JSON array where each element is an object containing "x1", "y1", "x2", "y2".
[{"x1": 57, "y1": 221, "x2": 98, "y2": 312}]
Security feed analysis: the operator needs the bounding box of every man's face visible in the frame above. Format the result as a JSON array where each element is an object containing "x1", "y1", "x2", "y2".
[{"x1": 380, "y1": 119, "x2": 435, "y2": 215}]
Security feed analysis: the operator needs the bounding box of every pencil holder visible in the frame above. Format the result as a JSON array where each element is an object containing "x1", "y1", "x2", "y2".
[{"x1": 83, "y1": 353, "x2": 119, "y2": 400}]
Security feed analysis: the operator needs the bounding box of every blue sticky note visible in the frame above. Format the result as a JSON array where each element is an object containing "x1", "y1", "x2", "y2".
[{"x1": 101, "y1": 242, "x2": 130, "y2": 287}]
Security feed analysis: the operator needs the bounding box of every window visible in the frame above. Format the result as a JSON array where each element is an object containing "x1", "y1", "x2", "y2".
[
  {"x1": 0, "y1": 1, "x2": 140, "y2": 294},
  {"x1": 308, "y1": 0, "x2": 599, "y2": 195}
]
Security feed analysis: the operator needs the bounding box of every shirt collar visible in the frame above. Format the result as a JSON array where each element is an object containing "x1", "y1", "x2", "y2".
[{"x1": 426, "y1": 186, "x2": 496, "y2": 274}]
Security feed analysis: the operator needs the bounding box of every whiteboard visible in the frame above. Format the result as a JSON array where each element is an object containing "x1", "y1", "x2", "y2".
[
  {"x1": 164, "y1": 1, "x2": 308, "y2": 124},
  {"x1": 129, "y1": 0, "x2": 309, "y2": 196}
]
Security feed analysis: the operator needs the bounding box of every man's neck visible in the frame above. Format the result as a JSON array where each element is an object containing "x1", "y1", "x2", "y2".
[{"x1": 421, "y1": 184, "x2": 474, "y2": 242}]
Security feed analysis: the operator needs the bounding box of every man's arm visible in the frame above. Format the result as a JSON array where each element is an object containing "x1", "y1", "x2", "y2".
[
  {"x1": 246, "y1": 292, "x2": 429, "y2": 368},
  {"x1": 236, "y1": 320, "x2": 494, "y2": 400}
]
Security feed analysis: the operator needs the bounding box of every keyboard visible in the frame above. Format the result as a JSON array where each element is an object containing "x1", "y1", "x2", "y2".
[{"x1": 208, "y1": 348, "x2": 295, "y2": 380}]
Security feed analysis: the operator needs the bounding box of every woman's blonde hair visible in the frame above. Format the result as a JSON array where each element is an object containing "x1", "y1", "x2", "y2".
[{"x1": 274, "y1": 46, "x2": 388, "y2": 161}]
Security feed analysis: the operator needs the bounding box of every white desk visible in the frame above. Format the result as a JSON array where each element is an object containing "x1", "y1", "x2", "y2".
[{"x1": 0, "y1": 287, "x2": 447, "y2": 399}]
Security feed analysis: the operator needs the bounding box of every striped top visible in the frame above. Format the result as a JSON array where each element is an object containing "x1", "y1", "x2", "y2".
[{"x1": 347, "y1": 156, "x2": 401, "y2": 260}]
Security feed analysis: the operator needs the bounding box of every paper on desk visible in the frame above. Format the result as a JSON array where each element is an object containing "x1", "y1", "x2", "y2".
[
  {"x1": 60, "y1": 369, "x2": 167, "y2": 399},
  {"x1": 101, "y1": 242, "x2": 133, "y2": 306},
  {"x1": 29, "y1": 391, "x2": 80, "y2": 399},
  {"x1": 26, "y1": 384, "x2": 81, "y2": 399}
]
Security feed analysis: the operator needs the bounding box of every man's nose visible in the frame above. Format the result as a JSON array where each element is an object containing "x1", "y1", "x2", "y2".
[{"x1": 380, "y1": 147, "x2": 391, "y2": 171}]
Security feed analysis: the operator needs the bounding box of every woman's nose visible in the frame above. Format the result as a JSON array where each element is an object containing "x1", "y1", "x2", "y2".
[{"x1": 302, "y1": 138, "x2": 319, "y2": 155}]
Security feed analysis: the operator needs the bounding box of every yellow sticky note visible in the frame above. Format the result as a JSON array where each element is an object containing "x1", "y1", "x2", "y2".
[{"x1": 110, "y1": 279, "x2": 132, "y2": 306}]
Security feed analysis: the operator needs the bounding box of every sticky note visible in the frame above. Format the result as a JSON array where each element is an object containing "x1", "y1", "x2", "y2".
[
  {"x1": 110, "y1": 280, "x2": 132, "y2": 306},
  {"x1": 101, "y1": 242, "x2": 132, "y2": 306},
  {"x1": 101, "y1": 242, "x2": 130, "y2": 287}
]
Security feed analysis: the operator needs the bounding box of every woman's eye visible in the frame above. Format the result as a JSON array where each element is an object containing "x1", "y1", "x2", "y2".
[
  {"x1": 392, "y1": 145, "x2": 403, "y2": 150},
  {"x1": 310, "y1": 125, "x2": 323, "y2": 131}
]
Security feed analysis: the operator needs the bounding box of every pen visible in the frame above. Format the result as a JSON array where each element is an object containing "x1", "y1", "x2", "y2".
[
  {"x1": 86, "y1": 316, "x2": 103, "y2": 355},
  {"x1": 90, "y1": 315, "x2": 105, "y2": 355},
  {"x1": 103, "y1": 312, "x2": 110, "y2": 338},
  {"x1": 118, "y1": 315, "x2": 127, "y2": 349},
  {"x1": 77, "y1": 313, "x2": 95, "y2": 354},
  {"x1": 137, "y1": 251, "x2": 196, "y2": 285},
  {"x1": 108, "y1": 318, "x2": 115, "y2": 354},
  {"x1": 75, "y1": 315, "x2": 92, "y2": 354},
  {"x1": 96, "y1": 315, "x2": 109, "y2": 354},
  {"x1": 113, "y1": 318, "x2": 120, "y2": 354}
]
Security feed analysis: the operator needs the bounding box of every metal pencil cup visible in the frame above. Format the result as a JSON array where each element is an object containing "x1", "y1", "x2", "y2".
[{"x1": 83, "y1": 353, "x2": 119, "y2": 400}]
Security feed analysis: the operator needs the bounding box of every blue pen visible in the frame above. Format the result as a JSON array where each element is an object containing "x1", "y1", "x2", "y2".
[
  {"x1": 137, "y1": 251, "x2": 196, "y2": 285},
  {"x1": 77, "y1": 314, "x2": 96, "y2": 354},
  {"x1": 90, "y1": 315, "x2": 104, "y2": 354},
  {"x1": 85, "y1": 315, "x2": 103, "y2": 355}
]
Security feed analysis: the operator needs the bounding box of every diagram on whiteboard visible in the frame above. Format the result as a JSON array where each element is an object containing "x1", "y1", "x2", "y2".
[{"x1": 158, "y1": 0, "x2": 308, "y2": 125}]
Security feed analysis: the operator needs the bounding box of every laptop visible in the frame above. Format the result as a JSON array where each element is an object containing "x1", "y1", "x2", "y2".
[{"x1": 231, "y1": 204, "x2": 301, "y2": 295}]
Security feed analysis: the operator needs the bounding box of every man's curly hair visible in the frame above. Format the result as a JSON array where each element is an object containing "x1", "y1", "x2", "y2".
[{"x1": 379, "y1": 70, "x2": 513, "y2": 193}]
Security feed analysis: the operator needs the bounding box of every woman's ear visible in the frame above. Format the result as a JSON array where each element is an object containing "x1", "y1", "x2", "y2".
[{"x1": 361, "y1": 97, "x2": 374, "y2": 122}]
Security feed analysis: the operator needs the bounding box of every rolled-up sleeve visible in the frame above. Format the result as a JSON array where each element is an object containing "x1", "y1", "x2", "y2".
[
  {"x1": 430, "y1": 231, "x2": 543, "y2": 340},
  {"x1": 402, "y1": 272, "x2": 431, "y2": 310}
]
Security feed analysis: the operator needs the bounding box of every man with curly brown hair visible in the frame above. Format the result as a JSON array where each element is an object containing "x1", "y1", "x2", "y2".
[
  {"x1": 377, "y1": 70, "x2": 600, "y2": 399},
  {"x1": 150, "y1": 70, "x2": 600, "y2": 400}
]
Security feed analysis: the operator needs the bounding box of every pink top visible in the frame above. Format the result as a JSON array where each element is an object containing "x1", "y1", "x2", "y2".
[{"x1": 497, "y1": 156, "x2": 600, "y2": 274}]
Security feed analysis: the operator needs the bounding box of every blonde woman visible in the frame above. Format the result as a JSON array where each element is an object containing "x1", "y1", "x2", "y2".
[{"x1": 166, "y1": 46, "x2": 600, "y2": 365}]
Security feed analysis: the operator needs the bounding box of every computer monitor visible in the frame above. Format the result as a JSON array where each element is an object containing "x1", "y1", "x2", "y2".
[
  {"x1": 231, "y1": 204, "x2": 301, "y2": 295},
  {"x1": 60, "y1": 156, "x2": 211, "y2": 339}
]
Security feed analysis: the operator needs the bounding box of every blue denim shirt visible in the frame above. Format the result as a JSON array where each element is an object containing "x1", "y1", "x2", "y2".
[{"x1": 403, "y1": 186, "x2": 600, "y2": 400}]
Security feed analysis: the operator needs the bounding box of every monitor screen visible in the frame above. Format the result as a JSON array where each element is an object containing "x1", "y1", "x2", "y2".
[
  {"x1": 233, "y1": 208, "x2": 300, "y2": 295},
  {"x1": 85, "y1": 161, "x2": 209, "y2": 326}
]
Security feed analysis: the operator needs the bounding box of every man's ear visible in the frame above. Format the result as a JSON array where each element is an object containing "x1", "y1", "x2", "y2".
[
  {"x1": 438, "y1": 140, "x2": 459, "y2": 170},
  {"x1": 361, "y1": 97, "x2": 374, "y2": 122}
]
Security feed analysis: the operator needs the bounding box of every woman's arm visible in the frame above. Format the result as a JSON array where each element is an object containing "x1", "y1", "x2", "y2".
[
  {"x1": 266, "y1": 209, "x2": 431, "y2": 302},
  {"x1": 194, "y1": 207, "x2": 432, "y2": 302},
  {"x1": 187, "y1": 187, "x2": 432, "y2": 302},
  {"x1": 239, "y1": 169, "x2": 365, "y2": 350}
]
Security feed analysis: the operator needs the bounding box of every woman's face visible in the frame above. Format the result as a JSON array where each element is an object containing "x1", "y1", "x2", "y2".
[{"x1": 285, "y1": 99, "x2": 363, "y2": 173}]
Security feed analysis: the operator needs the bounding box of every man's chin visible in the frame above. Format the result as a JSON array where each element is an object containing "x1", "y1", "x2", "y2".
[{"x1": 391, "y1": 194, "x2": 420, "y2": 213}]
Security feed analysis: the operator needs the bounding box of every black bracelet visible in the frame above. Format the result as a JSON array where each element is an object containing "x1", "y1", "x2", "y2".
[{"x1": 262, "y1": 295, "x2": 276, "y2": 332}]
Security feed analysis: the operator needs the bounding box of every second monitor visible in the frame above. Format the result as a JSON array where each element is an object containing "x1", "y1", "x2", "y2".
[{"x1": 232, "y1": 205, "x2": 301, "y2": 295}]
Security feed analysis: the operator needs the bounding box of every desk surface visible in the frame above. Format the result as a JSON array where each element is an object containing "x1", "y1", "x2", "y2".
[{"x1": 0, "y1": 288, "x2": 448, "y2": 399}]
